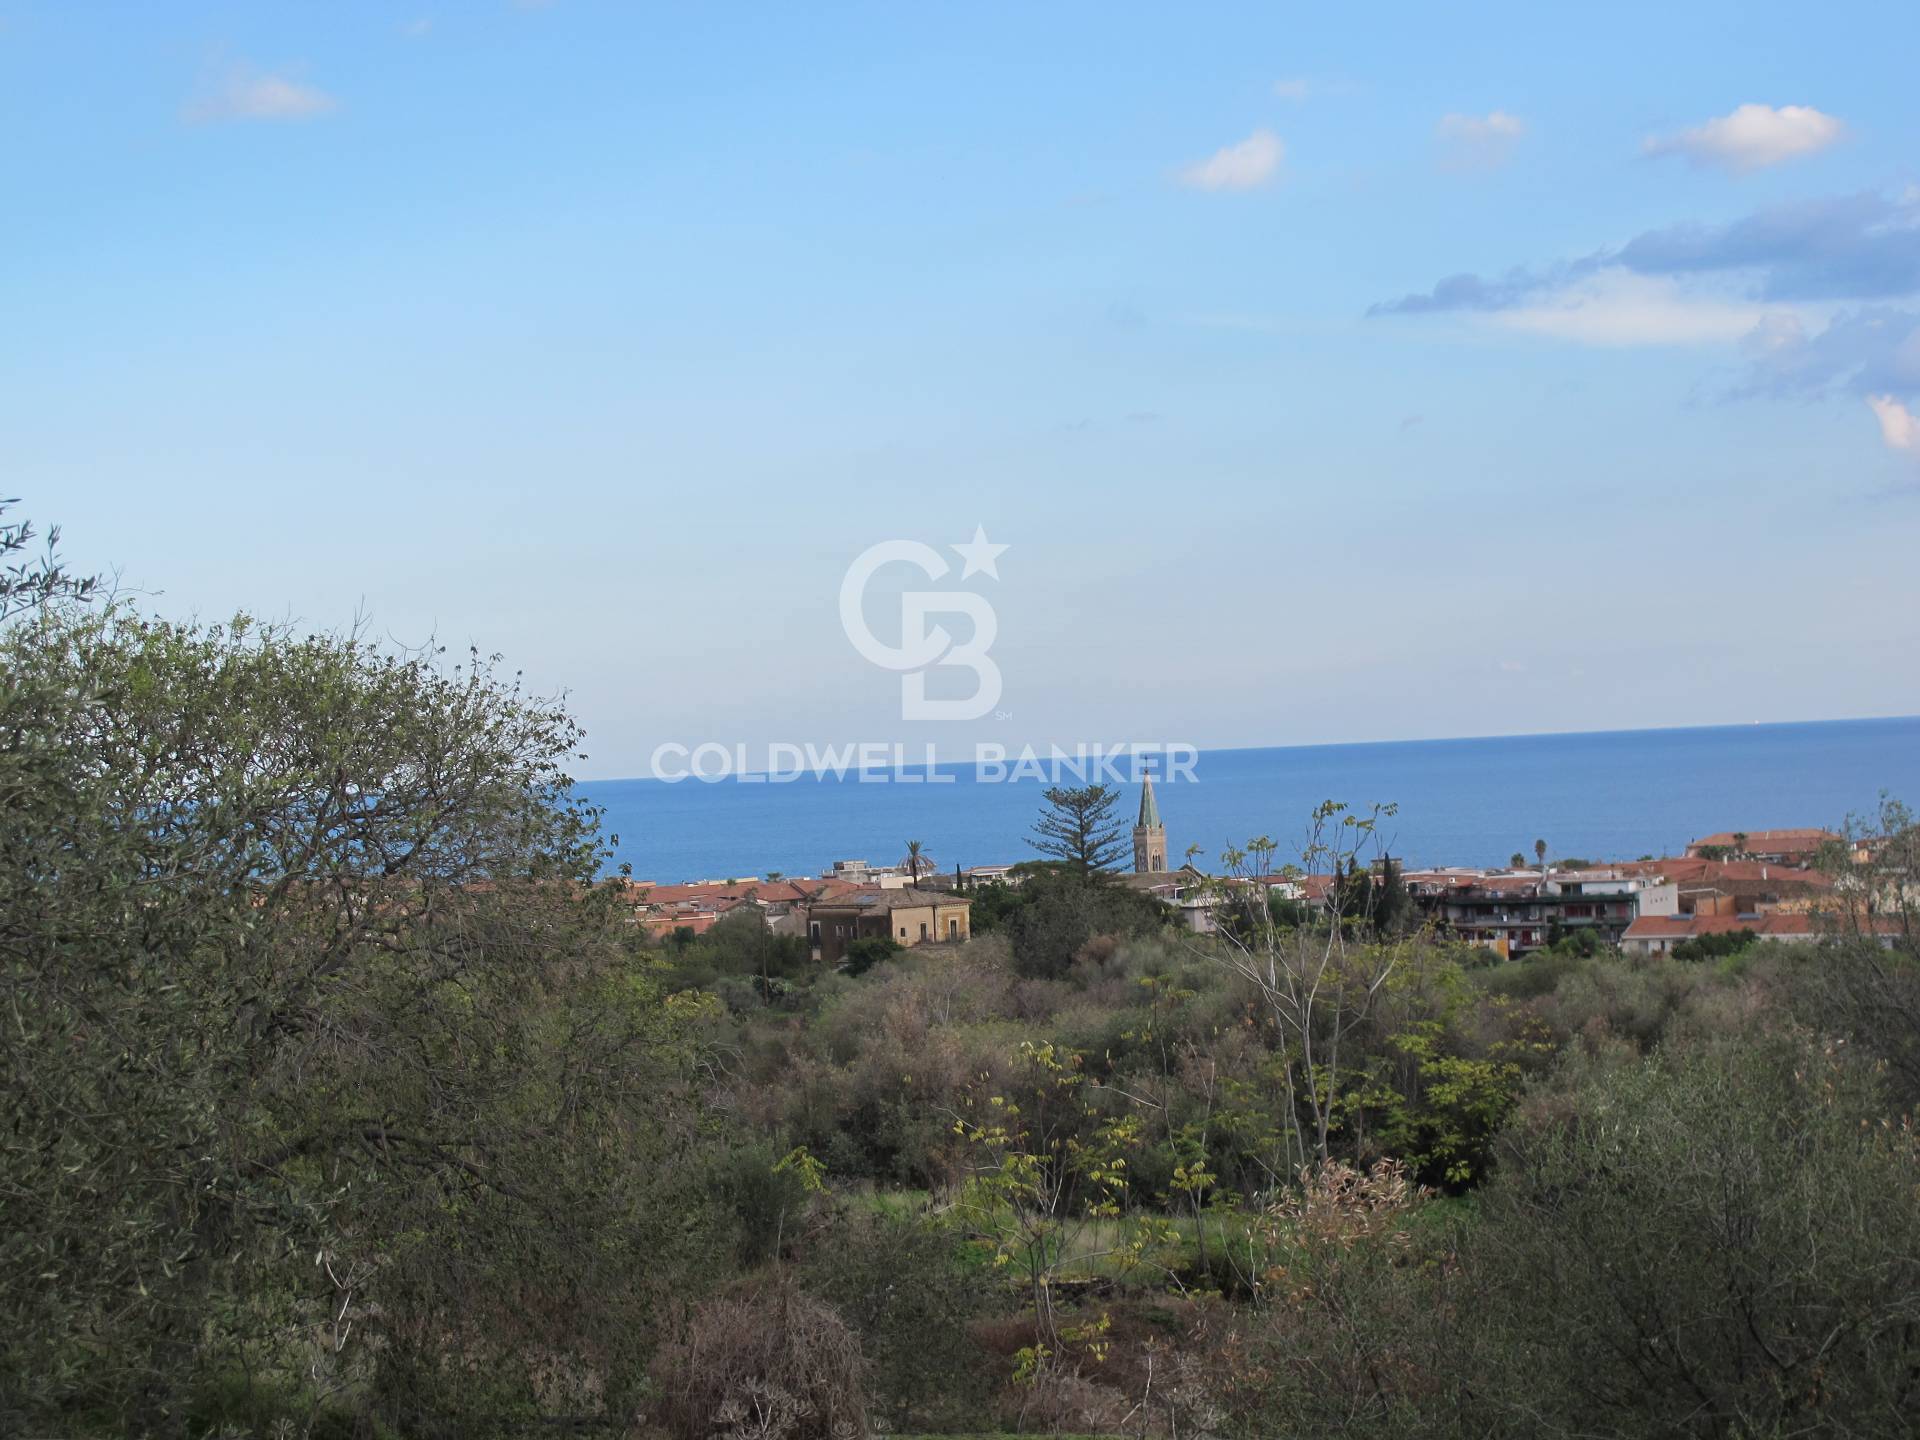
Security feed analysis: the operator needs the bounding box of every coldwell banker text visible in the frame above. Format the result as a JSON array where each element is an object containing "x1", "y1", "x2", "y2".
[{"x1": 647, "y1": 741, "x2": 1200, "y2": 784}]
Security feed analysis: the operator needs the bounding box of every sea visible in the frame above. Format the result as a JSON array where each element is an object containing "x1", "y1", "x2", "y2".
[{"x1": 581, "y1": 717, "x2": 1920, "y2": 883}]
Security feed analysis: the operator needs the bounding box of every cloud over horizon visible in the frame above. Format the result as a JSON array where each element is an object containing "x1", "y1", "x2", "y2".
[
  {"x1": 1373, "y1": 191, "x2": 1920, "y2": 320},
  {"x1": 187, "y1": 63, "x2": 336, "y2": 123},
  {"x1": 1373, "y1": 190, "x2": 1920, "y2": 456},
  {"x1": 1177, "y1": 129, "x2": 1284, "y2": 191},
  {"x1": 1643, "y1": 103, "x2": 1845, "y2": 173}
]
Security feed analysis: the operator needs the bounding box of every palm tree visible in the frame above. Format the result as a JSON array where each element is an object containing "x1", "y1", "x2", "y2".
[
  {"x1": 1510, "y1": 851, "x2": 1527, "y2": 869},
  {"x1": 1534, "y1": 838, "x2": 1548, "y2": 894},
  {"x1": 904, "y1": 840, "x2": 925, "y2": 885},
  {"x1": 1731, "y1": 832, "x2": 1749, "y2": 860}
]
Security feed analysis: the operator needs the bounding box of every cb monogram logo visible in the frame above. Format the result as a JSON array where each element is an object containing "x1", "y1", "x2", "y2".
[{"x1": 838, "y1": 528, "x2": 1008, "y2": 721}]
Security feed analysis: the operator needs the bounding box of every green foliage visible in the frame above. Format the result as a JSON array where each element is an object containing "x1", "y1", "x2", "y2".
[
  {"x1": 801, "y1": 1204, "x2": 996, "y2": 1431},
  {"x1": 0, "y1": 598, "x2": 724, "y2": 1436},
  {"x1": 1028, "y1": 784, "x2": 1129, "y2": 875},
  {"x1": 1347, "y1": 1004, "x2": 1539, "y2": 1190},
  {"x1": 0, "y1": 502, "x2": 96, "y2": 617},
  {"x1": 845, "y1": 934, "x2": 905, "y2": 976},
  {"x1": 1460, "y1": 1035, "x2": 1920, "y2": 1433},
  {"x1": 965, "y1": 875, "x2": 1030, "y2": 934},
  {"x1": 1669, "y1": 926, "x2": 1757, "y2": 962},
  {"x1": 1003, "y1": 870, "x2": 1169, "y2": 980},
  {"x1": 1541, "y1": 923, "x2": 1606, "y2": 957},
  {"x1": 711, "y1": 1143, "x2": 821, "y2": 1266},
  {"x1": 663, "y1": 906, "x2": 814, "y2": 1000}
]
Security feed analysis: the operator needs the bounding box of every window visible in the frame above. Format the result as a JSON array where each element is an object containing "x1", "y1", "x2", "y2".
[{"x1": 898, "y1": 927, "x2": 906, "y2": 938}]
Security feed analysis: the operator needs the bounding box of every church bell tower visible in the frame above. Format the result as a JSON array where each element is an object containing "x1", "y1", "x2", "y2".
[{"x1": 1133, "y1": 774, "x2": 1168, "y2": 874}]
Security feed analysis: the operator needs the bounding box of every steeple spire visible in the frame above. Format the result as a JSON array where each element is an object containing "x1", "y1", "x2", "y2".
[
  {"x1": 1133, "y1": 774, "x2": 1167, "y2": 873},
  {"x1": 1138, "y1": 772, "x2": 1161, "y2": 829}
]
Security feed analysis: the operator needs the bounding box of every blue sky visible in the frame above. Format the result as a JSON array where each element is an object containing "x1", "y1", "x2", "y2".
[{"x1": 6, "y1": 1, "x2": 1918, "y2": 776}]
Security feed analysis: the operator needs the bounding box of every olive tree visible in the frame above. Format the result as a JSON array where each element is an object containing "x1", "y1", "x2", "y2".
[{"x1": 1, "y1": 598, "x2": 723, "y2": 1436}]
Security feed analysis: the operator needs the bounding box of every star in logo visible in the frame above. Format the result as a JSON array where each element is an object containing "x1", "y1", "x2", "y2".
[{"x1": 951, "y1": 525, "x2": 1009, "y2": 580}]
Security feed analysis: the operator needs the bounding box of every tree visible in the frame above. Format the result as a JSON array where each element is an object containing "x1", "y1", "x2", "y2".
[
  {"x1": 1373, "y1": 855, "x2": 1414, "y2": 938},
  {"x1": 1027, "y1": 784, "x2": 1128, "y2": 877},
  {"x1": 1509, "y1": 852, "x2": 1526, "y2": 869},
  {"x1": 0, "y1": 500, "x2": 96, "y2": 618},
  {"x1": 1202, "y1": 802, "x2": 1407, "y2": 1171},
  {"x1": 1003, "y1": 869, "x2": 1169, "y2": 979},
  {"x1": 904, "y1": 839, "x2": 926, "y2": 884},
  {"x1": 0, "y1": 593, "x2": 725, "y2": 1436},
  {"x1": 1464, "y1": 1036, "x2": 1920, "y2": 1433},
  {"x1": 1788, "y1": 797, "x2": 1920, "y2": 1104},
  {"x1": 1533, "y1": 837, "x2": 1548, "y2": 894}
]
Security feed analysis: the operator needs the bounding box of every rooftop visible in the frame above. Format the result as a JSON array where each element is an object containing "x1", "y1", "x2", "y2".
[{"x1": 809, "y1": 885, "x2": 969, "y2": 913}]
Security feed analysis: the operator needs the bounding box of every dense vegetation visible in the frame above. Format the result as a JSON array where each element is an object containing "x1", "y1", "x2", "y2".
[{"x1": 4, "y1": 508, "x2": 1918, "y2": 1438}]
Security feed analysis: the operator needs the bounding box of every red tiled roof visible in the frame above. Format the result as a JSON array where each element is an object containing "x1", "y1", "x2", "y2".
[
  {"x1": 637, "y1": 910, "x2": 731, "y2": 937},
  {"x1": 1624, "y1": 913, "x2": 1809, "y2": 940},
  {"x1": 1604, "y1": 858, "x2": 1833, "y2": 888},
  {"x1": 809, "y1": 885, "x2": 969, "y2": 914},
  {"x1": 1689, "y1": 828, "x2": 1839, "y2": 853},
  {"x1": 1618, "y1": 911, "x2": 1896, "y2": 941},
  {"x1": 615, "y1": 876, "x2": 859, "y2": 907}
]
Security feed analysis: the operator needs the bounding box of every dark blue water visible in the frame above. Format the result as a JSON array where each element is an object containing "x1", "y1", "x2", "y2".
[{"x1": 582, "y1": 718, "x2": 1920, "y2": 882}]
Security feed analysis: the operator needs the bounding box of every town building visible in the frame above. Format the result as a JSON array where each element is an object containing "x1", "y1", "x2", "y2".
[
  {"x1": 1621, "y1": 911, "x2": 1833, "y2": 956},
  {"x1": 957, "y1": 862, "x2": 1021, "y2": 887},
  {"x1": 806, "y1": 886, "x2": 973, "y2": 964},
  {"x1": 1113, "y1": 866, "x2": 1223, "y2": 933},
  {"x1": 1684, "y1": 828, "x2": 1842, "y2": 865},
  {"x1": 615, "y1": 875, "x2": 858, "y2": 941},
  {"x1": 1403, "y1": 866, "x2": 1678, "y2": 957}
]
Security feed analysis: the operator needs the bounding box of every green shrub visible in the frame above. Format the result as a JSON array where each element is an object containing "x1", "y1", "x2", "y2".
[
  {"x1": 801, "y1": 1204, "x2": 997, "y2": 1432},
  {"x1": 844, "y1": 935, "x2": 904, "y2": 976}
]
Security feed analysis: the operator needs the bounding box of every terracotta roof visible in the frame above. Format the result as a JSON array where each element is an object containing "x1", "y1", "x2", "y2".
[
  {"x1": 616, "y1": 876, "x2": 859, "y2": 907},
  {"x1": 1689, "y1": 828, "x2": 1839, "y2": 853},
  {"x1": 809, "y1": 885, "x2": 969, "y2": 913},
  {"x1": 1628, "y1": 908, "x2": 1903, "y2": 940},
  {"x1": 638, "y1": 910, "x2": 732, "y2": 937},
  {"x1": 1470, "y1": 873, "x2": 1550, "y2": 895},
  {"x1": 1602, "y1": 857, "x2": 1833, "y2": 888},
  {"x1": 1624, "y1": 913, "x2": 1812, "y2": 940}
]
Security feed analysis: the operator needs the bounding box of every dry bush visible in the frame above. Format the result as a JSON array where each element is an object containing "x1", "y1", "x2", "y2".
[
  {"x1": 1273, "y1": 1158, "x2": 1419, "y2": 1250},
  {"x1": 998, "y1": 1368, "x2": 1134, "y2": 1437},
  {"x1": 650, "y1": 1283, "x2": 867, "y2": 1440}
]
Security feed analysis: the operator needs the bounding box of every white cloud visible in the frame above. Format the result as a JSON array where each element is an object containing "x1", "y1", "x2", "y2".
[
  {"x1": 1436, "y1": 110, "x2": 1525, "y2": 171},
  {"x1": 188, "y1": 64, "x2": 336, "y2": 123},
  {"x1": 1273, "y1": 77, "x2": 1311, "y2": 102},
  {"x1": 1867, "y1": 394, "x2": 1920, "y2": 452},
  {"x1": 1492, "y1": 270, "x2": 1772, "y2": 347},
  {"x1": 1177, "y1": 129, "x2": 1283, "y2": 192},
  {"x1": 402, "y1": 17, "x2": 433, "y2": 37},
  {"x1": 1644, "y1": 104, "x2": 1844, "y2": 173}
]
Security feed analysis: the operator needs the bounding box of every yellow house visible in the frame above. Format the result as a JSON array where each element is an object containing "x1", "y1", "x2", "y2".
[{"x1": 807, "y1": 886, "x2": 972, "y2": 964}]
